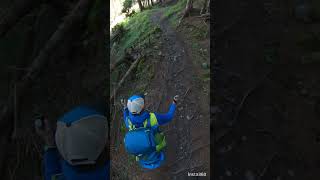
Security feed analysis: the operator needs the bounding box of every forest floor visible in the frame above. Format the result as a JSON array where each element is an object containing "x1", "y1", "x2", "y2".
[
  {"x1": 111, "y1": 2, "x2": 210, "y2": 180},
  {"x1": 214, "y1": 0, "x2": 320, "y2": 179}
]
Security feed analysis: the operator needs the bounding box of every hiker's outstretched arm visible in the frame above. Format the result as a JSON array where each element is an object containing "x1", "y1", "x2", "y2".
[
  {"x1": 44, "y1": 148, "x2": 61, "y2": 180},
  {"x1": 123, "y1": 107, "x2": 130, "y2": 128},
  {"x1": 154, "y1": 103, "x2": 176, "y2": 125}
]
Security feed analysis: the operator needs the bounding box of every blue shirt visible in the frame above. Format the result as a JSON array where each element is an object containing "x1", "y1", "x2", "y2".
[
  {"x1": 44, "y1": 148, "x2": 109, "y2": 180},
  {"x1": 122, "y1": 102, "x2": 176, "y2": 169}
]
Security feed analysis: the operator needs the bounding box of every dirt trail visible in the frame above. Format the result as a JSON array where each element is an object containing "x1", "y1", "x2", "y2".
[{"x1": 138, "y1": 8, "x2": 210, "y2": 179}]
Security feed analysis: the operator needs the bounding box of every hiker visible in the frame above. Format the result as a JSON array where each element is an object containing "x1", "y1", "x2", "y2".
[
  {"x1": 35, "y1": 105, "x2": 109, "y2": 180},
  {"x1": 121, "y1": 94, "x2": 178, "y2": 169}
]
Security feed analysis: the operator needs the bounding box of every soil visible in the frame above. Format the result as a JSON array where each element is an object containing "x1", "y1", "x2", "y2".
[{"x1": 214, "y1": 0, "x2": 320, "y2": 179}]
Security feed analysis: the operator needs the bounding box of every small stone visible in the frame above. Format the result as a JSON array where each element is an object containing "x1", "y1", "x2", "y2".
[
  {"x1": 186, "y1": 115, "x2": 191, "y2": 120},
  {"x1": 158, "y1": 51, "x2": 162, "y2": 56}
]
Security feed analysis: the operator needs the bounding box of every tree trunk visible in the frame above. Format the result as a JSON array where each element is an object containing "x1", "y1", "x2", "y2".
[
  {"x1": 184, "y1": 0, "x2": 194, "y2": 17},
  {"x1": 206, "y1": 0, "x2": 211, "y2": 13},
  {"x1": 200, "y1": 0, "x2": 208, "y2": 14},
  {"x1": 179, "y1": 0, "x2": 194, "y2": 25},
  {"x1": 151, "y1": 0, "x2": 154, "y2": 6},
  {"x1": 137, "y1": 0, "x2": 144, "y2": 11}
]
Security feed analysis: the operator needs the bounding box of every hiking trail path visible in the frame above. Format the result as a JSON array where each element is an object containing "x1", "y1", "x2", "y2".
[{"x1": 136, "y1": 8, "x2": 210, "y2": 180}]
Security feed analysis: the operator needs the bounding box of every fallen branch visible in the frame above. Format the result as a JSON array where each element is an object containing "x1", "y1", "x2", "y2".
[
  {"x1": 174, "y1": 67, "x2": 184, "y2": 77},
  {"x1": 110, "y1": 58, "x2": 132, "y2": 73},
  {"x1": 178, "y1": 0, "x2": 194, "y2": 25},
  {"x1": 110, "y1": 57, "x2": 143, "y2": 102},
  {"x1": 190, "y1": 143, "x2": 210, "y2": 153},
  {"x1": 181, "y1": 87, "x2": 191, "y2": 104},
  {"x1": 258, "y1": 153, "x2": 278, "y2": 179},
  {"x1": 196, "y1": 13, "x2": 210, "y2": 20},
  {"x1": 231, "y1": 72, "x2": 270, "y2": 124}
]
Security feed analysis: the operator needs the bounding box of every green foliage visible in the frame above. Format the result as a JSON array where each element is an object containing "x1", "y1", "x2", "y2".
[
  {"x1": 120, "y1": 123, "x2": 126, "y2": 134},
  {"x1": 111, "y1": 23, "x2": 126, "y2": 44},
  {"x1": 188, "y1": 24, "x2": 209, "y2": 40},
  {"x1": 114, "y1": 9, "x2": 162, "y2": 59},
  {"x1": 163, "y1": 0, "x2": 187, "y2": 24},
  {"x1": 122, "y1": 0, "x2": 134, "y2": 14}
]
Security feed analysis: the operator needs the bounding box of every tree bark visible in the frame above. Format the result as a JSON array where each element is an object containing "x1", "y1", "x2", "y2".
[
  {"x1": 183, "y1": 0, "x2": 194, "y2": 18},
  {"x1": 137, "y1": 0, "x2": 144, "y2": 11},
  {"x1": 200, "y1": 0, "x2": 208, "y2": 14},
  {"x1": 206, "y1": 0, "x2": 211, "y2": 13},
  {"x1": 179, "y1": 0, "x2": 194, "y2": 25}
]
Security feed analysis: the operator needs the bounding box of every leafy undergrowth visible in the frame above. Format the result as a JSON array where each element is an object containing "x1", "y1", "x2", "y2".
[
  {"x1": 111, "y1": 8, "x2": 161, "y2": 60},
  {"x1": 162, "y1": 0, "x2": 187, "y2": 26}
]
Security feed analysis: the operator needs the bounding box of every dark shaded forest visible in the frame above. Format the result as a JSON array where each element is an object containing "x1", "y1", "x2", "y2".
[
  {"x1": 0, "y1": 0, "x2": 107, "y2": 179},
  {"x1": 214, "y1": 0, "x2": 320, "y2": 179}
]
